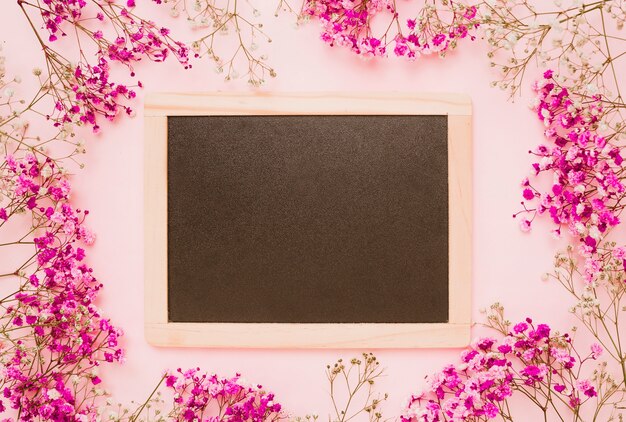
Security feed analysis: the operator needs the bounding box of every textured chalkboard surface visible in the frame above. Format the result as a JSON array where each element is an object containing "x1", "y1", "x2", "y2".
[{"x1": 167, "y1": 115, "x2": 448, "y2": 323}]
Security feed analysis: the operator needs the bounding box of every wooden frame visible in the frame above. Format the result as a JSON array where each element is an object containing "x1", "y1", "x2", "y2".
[{"x1": 144, "y1": 93, "x2": 472, "y2": 348}]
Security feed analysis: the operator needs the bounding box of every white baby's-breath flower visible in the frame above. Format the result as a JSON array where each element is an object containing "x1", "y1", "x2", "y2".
[{"x1": 589, "y1": 225, "x2": 601, "y2": 241}]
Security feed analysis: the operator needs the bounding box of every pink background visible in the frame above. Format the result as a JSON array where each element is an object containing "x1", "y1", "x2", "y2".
[{"x1": 1, "y1": 1, "x2": 580, "y2": 418}]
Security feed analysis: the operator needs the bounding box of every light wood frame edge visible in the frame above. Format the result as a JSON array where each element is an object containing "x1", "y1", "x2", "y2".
[{"x1": 144, "y1": 93, "x2": 472, "y2": 349}]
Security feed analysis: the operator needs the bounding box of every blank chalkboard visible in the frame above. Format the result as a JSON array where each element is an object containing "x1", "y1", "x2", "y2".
[
  {"x1": 168, "y1": 115, "x2": 448, "y2": 323},
  {"x1": 144, "y1": 93, "x2": 472, "y2": 348}
]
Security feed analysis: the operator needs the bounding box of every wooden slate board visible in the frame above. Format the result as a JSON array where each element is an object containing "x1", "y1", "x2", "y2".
[
  {"x1": 167, "y1": 115, "x2": 448, "y2": 324},
  {"x1": 143, "y1": 92, "x2": 472, "y2": 348}
]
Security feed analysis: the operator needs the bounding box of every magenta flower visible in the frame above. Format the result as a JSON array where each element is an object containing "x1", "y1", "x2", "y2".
[
  {"x1": 304, "y1": 0, "x2": 479, "y2": 59},
  {"x1": 163, "y1": 368, "x2": 284, "y2": 421},
  {"x1": 0, "y1": 154, "x2": 124, "y2": 420},
  {"x1": 518, "y1": 71, "x2": 624, "y2": 254},
  {"x1": 402, "y1": 319, "x2": 596, "y2": 421},
  {"x1": 22, "y1": 0, "x2": 190, "y2": 131}
]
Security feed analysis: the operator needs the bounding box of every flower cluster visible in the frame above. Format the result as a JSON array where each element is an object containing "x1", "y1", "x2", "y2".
[
  {"x1": 0, "y1": 7, "x2": 290, "y2": 418},
  {"x1": 517, "y1": 71, "x2": 624, "y2": 253},
  {"x1": 302, "y1": 0, "x2": 479, "y2": 59},
  {"x1": 51, "y1": 58, "x2": 138, "y2": 131},
  {"x1": 21, "y1": 0, "x2": 189, "y2": 131},
  {"x1": 167, "y1": 0, "x2": 277, "y2": 86},
  {"x1": 164, "y1": 368, "x2": 284, "y2": 421},
  {"x1": 548, "y1": 247, "x2": 625, "y2": 397},
  {"x1": 0, "y1": 153, "x2": 123, "y2": 420},
  {"x1": 402, "y1": 318, "x2": 600, "y2": 421},
  {"x1": 481, "y1": 0, "x2": 626, "y2": 99}
]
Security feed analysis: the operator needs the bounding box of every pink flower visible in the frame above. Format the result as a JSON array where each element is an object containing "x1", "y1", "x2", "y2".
[
  {"x1": 590, "y1": 343, "x2": 603, "y2": 359},
  {"x1": 403, "y1": 319, "x2": 580, "y2": 421},
  {"x1": 519, "y1": 218, "x2": 532, "y2": 232},
  {"x1": 576, "y1": 379, "x2": 597, "y2": 398}
]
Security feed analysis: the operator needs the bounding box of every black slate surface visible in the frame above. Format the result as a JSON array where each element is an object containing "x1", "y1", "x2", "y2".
[{"x1": 167, "y1": 115, "x2": 449, "y2": 323}]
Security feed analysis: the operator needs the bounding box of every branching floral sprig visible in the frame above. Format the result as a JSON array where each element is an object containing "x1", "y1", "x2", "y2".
[
  {"x1": 0, "y1": 7, "x2": 189, "y2": 415},
  {"x1": 487, "y1": 5, "x2": 626, "y2": 416},
  {"x1": 0, "y1": 21, "x2": 178, "y2": 417},
  {"x1": 481, "y1": 0, "x2": 626, "y2": 102},
  {"x1": 160, "y1": 369, "x2": 284, "y2": 421},
  {"x1": 402, "y1": 306, "x2": 619, "y2": 421},
  {"x1": 18, "y1": 0, "x2": 190, "y2": 132},
  {"x1": 85, "y1": 370, "x2": 287, "y2": 421},
  {"x1": 516, "y1": 70, "x2": 624, "y2": 247},
  {"x1": 323, "y1": 353, "x2": 388, "y2": 422},
  {"x1": 0, "y1": 152, "x2": 122, "y2": 420},
  {"x1": 0, "y1": 14, "x2": 125, "y2": 419},
  {"x1": 481, "y1": 2, "x2": 626, "y2": 259},
  {"x1": 303, "y1": 0, "x2": 626, "y2": 106},
  {"x1": 548, "y1": 246, "x2": 626, "y2": 396},
  {"x1": 0, "y1": 22, "x2": 283, "y2": 420},
  {"x1": 301, "y1": 0, "x2": 480, "y2": 59},
  {"x1": 163, "y1": 0, "x2": 277, "y2": 86}
]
